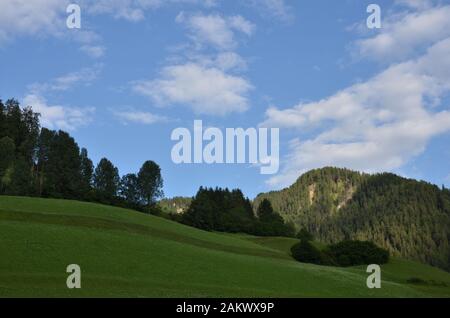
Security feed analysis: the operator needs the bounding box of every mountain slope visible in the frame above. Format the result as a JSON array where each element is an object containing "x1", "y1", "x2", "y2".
[
  {"x1": 158, "y1": 197, "x2": 192, "y2": 214},
  {"x1": 254, "y1": 167, "x2": 450, "y2": 271},
  {"x1": 1, "y1": 196, "x2": 450, "y2": 297}
]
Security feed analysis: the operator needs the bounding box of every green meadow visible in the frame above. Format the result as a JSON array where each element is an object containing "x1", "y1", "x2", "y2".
[{"x1": 1, "y1": 196, "x2": 450, "y2": 298}]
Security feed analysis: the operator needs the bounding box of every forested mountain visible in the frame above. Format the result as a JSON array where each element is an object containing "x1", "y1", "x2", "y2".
[
  {"x1": 254, "y1": 167, "x2": 450, "y2": 271},
  {"x1": 158, "y1": 197, "x2": 192, "y2": 214}
]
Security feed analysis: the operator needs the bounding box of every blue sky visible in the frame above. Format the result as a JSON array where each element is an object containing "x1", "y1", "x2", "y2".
[{"x1": 1, "y1": 0, "x2": 450, "y2": 199}]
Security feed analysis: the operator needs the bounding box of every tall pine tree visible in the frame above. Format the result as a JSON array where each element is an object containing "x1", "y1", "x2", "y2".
[{"x1": 94, "y1": 158, "x2": 120, "y2": 202}]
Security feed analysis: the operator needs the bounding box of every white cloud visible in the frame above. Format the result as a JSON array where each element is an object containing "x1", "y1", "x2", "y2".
[
  {"x1": 133, "y1": 62, "x2": 252, "y2": 116},
  {"x1": 354, "y1": 4, "x2": 450, "y2": 61},
  {"x1": 0, "y1": 0, "x2": 221, "y2": 43},
  {"x1": 0, "y1": 0, "x2": 230, "y2": 57},
  {"x1": 0, "y1": 1, "x2": 107, "y2": 59},
  {"x1": 244, "y1": 0, "x2": 293, "y2": 22},
  {"x1": 0, "y1": 0, "x2": 69, "y2": 44},
  {"x1": 141, "y1": 12, "x2": 254, "y2": 116},
  {"x1": 394, "y1": 0, "x2": 435, "y2": 10},
  {"x1": 113, "y1": 110, "x2": 169, "y2": 124},
  {"x1": 23, "y1": 94, "x2": 94, "y2": 131},
  {"x1": 176, "y1": 12, "x2": 255, "y2": 50},
  {"x1": 82, "y1": 0, "x2": 219, "y2": 22},
  {"x1": 83, "y1": 0, "x2": 289, "y2": 23},
  {"x1": 66, "y1": 29, "x2": 107, "y2": 58},
  {"x1": 262, "y1": 37, "x2": 450, "y2": 188},
  {"x1": 29, "y1": 65, "x2": 102, "y2": 93},
  {"x1": 227, "y1": 15, "x2": 255, "y2": 36},
  {"x1": 23, "y1": 66, "x2": 101, "y2": 130},
  {"x1": 185, "y1": 51, "x2": 248, "y2": 71},
  {"x1": 79, "y1": 45, "x2": 106, "y2": 58},
  {"x1": 214, "y1": 52, "x2": 247, "y2": 71},
  {"x1": 83, "y1": 0, "x2": 159, "y2": 22}
]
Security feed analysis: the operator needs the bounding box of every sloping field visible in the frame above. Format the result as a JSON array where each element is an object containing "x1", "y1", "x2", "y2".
[{"x1": 1, "y1": 196, "x2": 449, "y2": 297}]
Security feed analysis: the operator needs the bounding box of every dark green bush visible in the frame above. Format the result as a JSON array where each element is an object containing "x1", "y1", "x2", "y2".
[
  {"x1": 291, "y1": 240, "x2": 389, "y2": 267},
  {"x1": 327, "y1": 240, "x2": 389, "y2": 266},
  {"x1": 291, "y1": 241, "x2": 330, "y2": 265}
]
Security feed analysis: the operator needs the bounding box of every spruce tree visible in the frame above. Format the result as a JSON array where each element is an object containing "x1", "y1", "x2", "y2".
[
  {"x1": 94, "y1": 158, "x2": 120, "y2": 201},
  {"x1": 80, "y1": 148, "x2": 94, "y2": 196},
  {"x1": 119, "y1": 173, "x2": 140, "y2": 205},
  {"x1": 137, "y1": 160, "x2": 163, "y2": 206}
]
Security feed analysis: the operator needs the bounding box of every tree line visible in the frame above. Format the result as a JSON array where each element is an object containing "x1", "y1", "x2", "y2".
[
  {"x1": 1, "y1": 97, "x2": 292, "y2": 235},
  {"x1": 0, "y1": 98, "x2": 163, "y2": 211},
  {"x1": 182, "y1": 188, "x2": 295, "y2": 237}
]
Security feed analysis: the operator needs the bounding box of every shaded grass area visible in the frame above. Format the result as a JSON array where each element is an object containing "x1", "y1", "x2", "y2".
[
  {"x1": 0, "y1": 209, "x2": 287, "y2": 260},
  {"x1": 1, "y1": 196, "x2": 450, "y2": 297},
  {"x1": 246, "y1": 236, "x2": 299, "y2": 255}
]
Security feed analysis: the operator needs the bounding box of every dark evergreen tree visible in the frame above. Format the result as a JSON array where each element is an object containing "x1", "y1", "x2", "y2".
[
  {"x1": 137, "y1": 160, "x2": 163, "y2": 206},
  {"x1": 4, "y1": 99, "x2": 22, "y2": 146},
  {"x1": 0, "y1": 99, "x2": 40, "y2": 196},
  {"x1": 256, "y1": 199, "x2": 292, "y2": 236},
  {"x1": 182, "y1": 187, "x2": 216, "y2": 231},
  {"x1": 257, "y1": 199, "x2": 281, "y2": 223},
  {"x1": 37, "y1": 130, "x2": 83, "y2": 199},
  {"x1": 36, "y1": 128, "x2": 56, "y2": 196},
  {"x1": 7, "y1": 157, "x2": 33, "y2": 195},
  {"x1": 0, "y1": 137, "x2": 15, "y2": 192},
  {"x1": 94, "y1": 158, "x2": 120, "y2": 201},
  {"x1": 119, "y1": 173, "x2": 140, "y2": 205},
  {"x1": 0, "y1": 99, "x2": 5, "y2": 137},
  {"x1": 80, "y1": 148, "x2": 94, "y2": 196},
  {"x1": 18, "y1": 106, "x2": 40, "y2": 164}
]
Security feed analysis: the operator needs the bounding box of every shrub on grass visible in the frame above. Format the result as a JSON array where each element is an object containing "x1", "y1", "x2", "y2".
[
  {"x1": 327, "y1": 240, "x2": 389, "y2": 267},
  {"x1": 291, "y1": 240, "x2": 389, "y2": 267},
  {"x1": 291, "y1": 240, "x2": 330, "y2": 265}
]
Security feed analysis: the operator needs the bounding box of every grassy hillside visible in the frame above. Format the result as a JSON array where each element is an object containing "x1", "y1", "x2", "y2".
[{"x1": 1, "y1": 196, "x2": 450, "y2": 297}]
